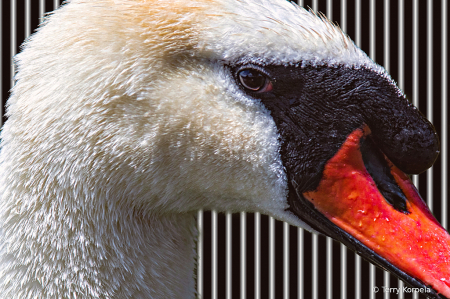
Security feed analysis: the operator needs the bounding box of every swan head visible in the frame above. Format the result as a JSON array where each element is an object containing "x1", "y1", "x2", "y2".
[{"x1": 1, "y1": 0, "x2": 449, "y2": 297}]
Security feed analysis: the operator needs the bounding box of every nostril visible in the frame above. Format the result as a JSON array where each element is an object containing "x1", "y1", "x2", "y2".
[{"x1": 360, "y1": 136, "x2": 410, "y2": 214}]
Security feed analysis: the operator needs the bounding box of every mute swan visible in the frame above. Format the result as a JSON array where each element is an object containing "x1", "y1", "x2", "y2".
[{"x1": 0, "y1": 0, "x2": 449, "y2": 298}]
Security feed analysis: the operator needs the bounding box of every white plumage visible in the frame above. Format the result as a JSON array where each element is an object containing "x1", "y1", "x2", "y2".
[{"x1": 0, "y1": 0, "x2": 395, "y2": 298}]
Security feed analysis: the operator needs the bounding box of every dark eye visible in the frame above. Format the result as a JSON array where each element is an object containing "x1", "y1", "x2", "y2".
[{"x1": 238, "y1": 69, "x2": 272, "y2": 92}]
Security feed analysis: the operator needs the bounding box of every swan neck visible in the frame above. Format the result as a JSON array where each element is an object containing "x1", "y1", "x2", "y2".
[{"x1": 0, "y1": 197, "x2": 198, "y2": 298}]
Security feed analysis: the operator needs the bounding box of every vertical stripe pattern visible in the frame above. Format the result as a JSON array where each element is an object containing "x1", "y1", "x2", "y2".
[
  {"x1": 255, "y1": 212, "x2": 261, "y2": 299},
  {"x1": 197, "y1": 210, "x2": 204, "y2": 298},
  {"x1": 240, "y1": 212, "x2": 246, "y2": 299},
  {"x1": 212, "y1": 210, "x2": 218, "y2": 299},
  {"x1": 442, "y1": 0, "x2": 449, "y2": 232},
  {"x1": 0, "y1": 0, "x2": 2, "y2": 128},
  {"x1": 10, "y1": 0, "x2": 16, "y2": 87},
  {"x1": 226, "y1": 212, "x2": 232, "y2": 299}
]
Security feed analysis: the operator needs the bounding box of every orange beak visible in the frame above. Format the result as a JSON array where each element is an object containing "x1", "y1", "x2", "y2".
[{"x1": 303, "y1": 126, "x2": 450, "y2": 298}]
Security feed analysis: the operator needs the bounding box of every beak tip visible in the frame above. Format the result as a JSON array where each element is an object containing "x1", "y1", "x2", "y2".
[{"x1": 301, "y1": 126, "x2": 450, "y2": 298}]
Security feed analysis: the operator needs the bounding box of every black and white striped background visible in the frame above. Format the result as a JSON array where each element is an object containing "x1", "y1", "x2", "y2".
[{"x1": 1, "y1": 1, "x2": 448, "y2": 298}]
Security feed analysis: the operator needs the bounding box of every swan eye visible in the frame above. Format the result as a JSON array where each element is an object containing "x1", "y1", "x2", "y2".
[{"x1": 238, "y1": 69, "x2": 272, "y2": 92}]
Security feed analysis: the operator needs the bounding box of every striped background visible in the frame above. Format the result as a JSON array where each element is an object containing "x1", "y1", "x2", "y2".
[{"x1": 1, "y1": 1, "x2": 448, "y2": 298}]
